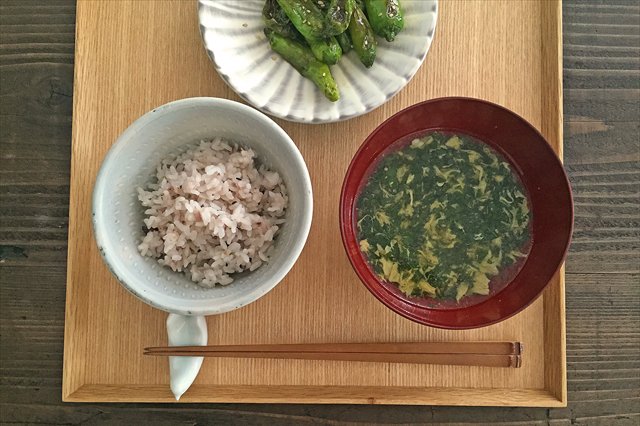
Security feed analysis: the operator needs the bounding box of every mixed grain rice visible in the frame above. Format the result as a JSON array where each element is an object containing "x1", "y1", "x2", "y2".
[{"x1": 137, "y1": 138, "x2": 288, "y2": 287}]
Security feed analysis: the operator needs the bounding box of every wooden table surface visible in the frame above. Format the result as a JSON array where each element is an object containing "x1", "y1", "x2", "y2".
[{"x1": 1, "y1": 0, "x2": 638, "y2": 424}]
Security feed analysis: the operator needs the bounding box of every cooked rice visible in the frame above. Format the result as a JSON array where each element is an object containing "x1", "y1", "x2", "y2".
[{"x1": 137, "y1": 137, "x2": 288, "y2": 288}]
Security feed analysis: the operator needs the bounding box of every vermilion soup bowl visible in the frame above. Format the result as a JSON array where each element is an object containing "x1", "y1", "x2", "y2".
[{"x1": 340, "y1": 97, "x2": 573, "y2": 329}]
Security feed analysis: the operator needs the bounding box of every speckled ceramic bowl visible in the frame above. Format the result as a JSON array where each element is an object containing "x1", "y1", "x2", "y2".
[
  {"x1": 198, "y1": 0, "x2": 438, "y2": 123},
  {"x1": 93, "y1": 97, "x2": 313, "y2": 316}
]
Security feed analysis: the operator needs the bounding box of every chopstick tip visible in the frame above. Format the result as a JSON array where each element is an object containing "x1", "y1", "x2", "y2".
[{"x1": 515, "y1": 342, "x2": 523, "y2": 356}]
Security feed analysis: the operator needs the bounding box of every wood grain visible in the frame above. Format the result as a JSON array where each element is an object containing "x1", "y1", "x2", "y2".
[
  {"x1": 1, "y1": 0, "x2": 639, "y2": 423},
  {"x1": 65, "y1": 385, "x2": 555, "y2": 406}
]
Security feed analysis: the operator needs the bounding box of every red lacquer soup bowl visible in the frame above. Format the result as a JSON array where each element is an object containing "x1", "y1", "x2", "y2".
[{"x1": 340, "y1": 97, "x2": 573, "y2": 329}]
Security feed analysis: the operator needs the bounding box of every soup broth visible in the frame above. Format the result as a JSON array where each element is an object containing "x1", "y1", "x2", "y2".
[{"x1": 356, "y1": 131, "x2": 532, "y2": 304}]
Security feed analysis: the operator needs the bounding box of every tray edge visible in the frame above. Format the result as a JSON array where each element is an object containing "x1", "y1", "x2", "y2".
[
  {"x1": 64, "y1": 384, "x2": 565, "y2": 407},
  {"x1": 540, "y1": 0, "x2": 568, "y2": 408}
]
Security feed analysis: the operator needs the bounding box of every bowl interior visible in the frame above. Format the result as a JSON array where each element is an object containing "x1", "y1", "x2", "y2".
[
  {"x1": 93, "y1": 98, "x2": 312, "y2": 315},
  {"x1": 340, "y1": 97, "x2": 573, "y2": 329}
]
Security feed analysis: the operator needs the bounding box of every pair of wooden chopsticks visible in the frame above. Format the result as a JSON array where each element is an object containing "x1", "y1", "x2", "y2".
[{"x1": 144, "y1": 341, "x2": 522, "y2": 368}]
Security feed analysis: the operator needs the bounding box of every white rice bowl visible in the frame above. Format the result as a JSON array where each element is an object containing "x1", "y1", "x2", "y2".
[
  {"x1": 137, "y1": 138, "x2": 288, "y2": 288},
  {"x1": 92, "y1": 98, "x2": 312, "y2": 316}
]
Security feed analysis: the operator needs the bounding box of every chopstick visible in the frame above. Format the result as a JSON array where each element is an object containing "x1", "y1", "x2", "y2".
[
  {"x1": 145, "y1": 342, "x2": 521, "y2": 355},
  {"x1": 144, "y1": 342, "x2": 522, "y2": 368}
]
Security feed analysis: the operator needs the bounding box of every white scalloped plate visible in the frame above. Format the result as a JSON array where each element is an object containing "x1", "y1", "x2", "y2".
[{"x1": 198, "y1": 0, "x2": 438, "y2": 123}]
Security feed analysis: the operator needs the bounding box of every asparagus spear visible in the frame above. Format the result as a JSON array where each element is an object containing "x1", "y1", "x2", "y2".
[
  {"x1": 263, "y1": 0, "x2": 303, "y2": 41},
  {"x1": 307, "y1": 36, "x2": 342, "y2": 65},
  {"x1": 275, "y1": 0, "x2": 342, "y2": 64},
  {"x1": 265, "y1": 29, "x2": 340, "y2": 102},
  {"x1": 363, "y1": 0, "x2": 404, "y2": 42},
  {"x1": 276, "y1": 0, "x2": 326, "y2": 39},
  {"x1": 325, "y1": 0, "x2": 355, "y2": 35},
  {"x1": 348, "y1": 4, "x2": 377, "y2": 67},
  {"x1": 336, "y1": 31, "x2": 352, "y2": 53}
]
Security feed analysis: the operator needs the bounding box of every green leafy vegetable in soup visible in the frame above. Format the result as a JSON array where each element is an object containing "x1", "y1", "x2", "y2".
[{"x1": 356, "y1": 132, "x2": 531, "y2": 302}]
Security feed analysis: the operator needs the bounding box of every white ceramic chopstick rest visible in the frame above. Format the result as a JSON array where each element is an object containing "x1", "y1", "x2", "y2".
[{"x1": 166, "y1": 314, "x2": 208, "y2": 400}]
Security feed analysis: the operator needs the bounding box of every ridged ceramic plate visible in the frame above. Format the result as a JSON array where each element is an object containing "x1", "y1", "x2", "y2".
[{"x1": 198, "y1": 0, "x2": 438, "y2": 123}]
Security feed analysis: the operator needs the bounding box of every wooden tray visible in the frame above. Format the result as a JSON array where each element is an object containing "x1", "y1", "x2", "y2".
[{"x1": 63, "y1": 0, "x2": 566, "y2": 406}]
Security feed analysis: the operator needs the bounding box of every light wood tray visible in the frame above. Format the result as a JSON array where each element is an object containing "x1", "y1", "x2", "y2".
[{"x1": 63, "y1": 0, "x2": 566, "y2": 406}]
